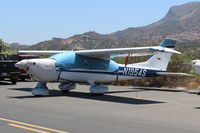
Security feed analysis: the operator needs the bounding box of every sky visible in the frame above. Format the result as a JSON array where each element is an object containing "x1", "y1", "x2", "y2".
[{"x1": 0, "y1": 0, "x2": 199, "y2": 45}]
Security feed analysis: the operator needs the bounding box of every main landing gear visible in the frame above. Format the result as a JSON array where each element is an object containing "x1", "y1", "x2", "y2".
[
  {"x1": 31, "y1": 82, "x2": 108, "y2": 96},
  {"x1": 87, "y1": 80, "x2": 109, "y2": 95},
  {"x1": 89, "y1": 85, "x2": 108, "y2": 95}
]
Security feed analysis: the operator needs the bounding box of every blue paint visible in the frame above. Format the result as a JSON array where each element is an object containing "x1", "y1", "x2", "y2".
[
  {"x1": 50, "y1": 52, "x2": 119, "y2": 72},
  {"x1": 50, "y1": 52, "x2": 76, "y2": 70}
]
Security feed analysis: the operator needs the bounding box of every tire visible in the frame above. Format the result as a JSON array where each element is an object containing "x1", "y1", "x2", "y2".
[{"x1": 11, "y1": 79, "x2": 17, "y2": 84}]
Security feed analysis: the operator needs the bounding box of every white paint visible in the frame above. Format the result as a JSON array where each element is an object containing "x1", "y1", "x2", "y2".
[{"x1": 59, "y1": 71, "x2": 117, "y2": 83}]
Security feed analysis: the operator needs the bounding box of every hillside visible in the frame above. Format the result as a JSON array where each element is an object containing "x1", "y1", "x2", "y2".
[
  {"x1": 27, "y1": 2, "x2": 200, "y2": 50},
  {"x1": 28, "y1": 32, "x2": 139, "y2": 50},
  {"x1": 113, "y1": 2, "x2": 200, "y2": 43},
  {"x1": 9, "y1": 43, "x2": 29, "y2": 51}
]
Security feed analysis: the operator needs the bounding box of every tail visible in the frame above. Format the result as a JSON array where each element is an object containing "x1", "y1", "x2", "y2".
[{"x1": 134, "y1": 38, "x2": 177, "y2": 71}]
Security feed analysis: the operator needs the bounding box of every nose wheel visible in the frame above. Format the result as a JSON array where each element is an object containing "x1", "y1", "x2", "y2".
[{"x1": 32, "y1": 82, "x2": 49, "y2": 96}]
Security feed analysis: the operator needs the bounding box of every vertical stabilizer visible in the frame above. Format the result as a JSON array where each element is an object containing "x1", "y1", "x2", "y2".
[{"x1": 134, "y1": 38, "x2": 177, "y2": 71}]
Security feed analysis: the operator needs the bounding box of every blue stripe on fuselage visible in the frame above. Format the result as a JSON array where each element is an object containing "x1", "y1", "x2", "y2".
[
  {"x1": 118, "y1": 66, "x2": 164, "y2": 77},
  {"x1": 61, "y1": 67, "x2": 164, "y2": 77}
]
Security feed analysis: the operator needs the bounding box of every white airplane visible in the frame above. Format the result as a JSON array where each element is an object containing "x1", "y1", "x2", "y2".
[
  {"x1": 15, "y1": 38, "x2": 190, "y2": 96},
  {"x1": 183, "y1": 60, "x2": 200, "y2": 95}
]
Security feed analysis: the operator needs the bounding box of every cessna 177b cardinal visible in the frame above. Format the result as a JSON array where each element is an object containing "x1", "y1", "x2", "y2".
[{"x1": 15, "y1": 38, "x2": 191, "y2": 96}]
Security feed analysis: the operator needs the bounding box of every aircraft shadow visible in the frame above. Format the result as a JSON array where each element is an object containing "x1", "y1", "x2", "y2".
[
  {"x1": 106, "y1": 89, "x2": 142, "y2": 94},
  {"x1": 130, "y1": 87, "x2": 187, "y2": 93},
  {"x1": 9, "y1": 88, "x2": 32, "y2": 91},
  {"x1": 194, "y1": 107, "x2": 200, "y2": 109},
  {"x1": 105, "y1": 87, "x2": 187, "y2": 95},
  {"x1": 9, "y1": 89, "x2": 165, "y2": 105}
]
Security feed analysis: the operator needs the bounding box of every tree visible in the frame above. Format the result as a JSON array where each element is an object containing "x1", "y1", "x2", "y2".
[{"x1": 0, "y1": 39, "x2": 9, "y2": 52}]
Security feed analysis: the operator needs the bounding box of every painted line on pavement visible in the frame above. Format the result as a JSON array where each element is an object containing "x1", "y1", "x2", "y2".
[
  {"x1": 8, "y1": 124, "x2": 49, "y2": 133},
  {"x1": 0, "y1": 117, "x2": 69, "y2": 133}
]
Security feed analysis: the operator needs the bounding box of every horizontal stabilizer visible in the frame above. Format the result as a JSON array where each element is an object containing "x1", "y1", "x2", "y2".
[{"x1": 156, "y1": 72, "x2": 193, "y2": 77}]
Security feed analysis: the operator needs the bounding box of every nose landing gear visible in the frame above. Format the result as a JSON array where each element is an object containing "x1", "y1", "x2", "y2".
[{"x1": 32, "y1": 82, "x2": 49, "y2": 96}]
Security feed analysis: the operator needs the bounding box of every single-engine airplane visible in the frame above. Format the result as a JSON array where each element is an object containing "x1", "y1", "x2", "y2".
[{"x1": 15, "y1": 38, "x2": 190, "y2": 96}]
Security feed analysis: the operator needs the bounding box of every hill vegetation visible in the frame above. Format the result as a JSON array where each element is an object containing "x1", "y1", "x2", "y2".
[
  {"x1": 27, "y1": 32, "x2": 138, "y2": 50},
  {"x1": 113, "y1": 2, "x2": 200, "y2": 43}
]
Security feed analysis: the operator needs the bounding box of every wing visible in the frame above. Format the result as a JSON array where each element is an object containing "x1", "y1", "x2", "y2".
[
  {"x1": 75, "y1": 46, "x2": 180, "y2": 60},
  {"x1": 18, "y1": 46, "x2": 180, "y2": 60}
]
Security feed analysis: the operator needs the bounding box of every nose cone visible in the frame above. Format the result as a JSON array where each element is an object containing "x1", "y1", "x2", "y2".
[
  {"x1": 15, "y1": 60, "x2": 35, "y2": 69},
  {"x1": 15, "y1": 60, "x2": 28, "y2": 68}
]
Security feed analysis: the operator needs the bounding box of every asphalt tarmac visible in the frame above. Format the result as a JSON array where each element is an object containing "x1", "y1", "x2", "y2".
[{"x1": 0, "y1": 81, "x2": 200, "y2": 133}]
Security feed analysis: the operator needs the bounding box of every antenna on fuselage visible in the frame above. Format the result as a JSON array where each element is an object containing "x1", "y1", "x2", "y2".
[{"x1": 124, "y1": 53, "x2": 131, "y2": 67}]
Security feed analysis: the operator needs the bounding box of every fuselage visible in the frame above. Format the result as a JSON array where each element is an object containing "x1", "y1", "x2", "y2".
[{"x1": 15, "y1": 52, "x2": 164, "y2": 83}]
